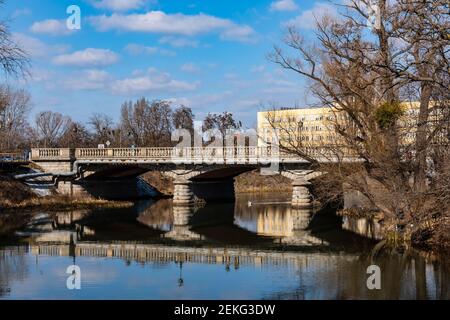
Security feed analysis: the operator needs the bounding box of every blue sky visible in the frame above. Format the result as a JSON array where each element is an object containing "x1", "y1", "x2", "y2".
[{"x1": 3, "y1": 0, "x2": 337, "y2": 127}]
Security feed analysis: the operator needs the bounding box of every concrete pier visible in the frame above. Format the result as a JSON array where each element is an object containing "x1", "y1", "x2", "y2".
[
  {"x1": 291, "y1": 178, "x2": 312, "y2": 207},
  {"x1": 173, "y1": 179, "x2": 195, "y2": 206}
]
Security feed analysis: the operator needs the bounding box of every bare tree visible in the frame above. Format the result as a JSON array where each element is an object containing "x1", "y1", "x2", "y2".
[
  {"x1": 146, "y1": 100, "x2": 173, "y2": 147},
  {"x1": 203, "y1": 111, "x2": 242, "y2": 145},
  {"x1": 0, "y1": 85, "x2": 31, "y2": 150},
  {"x1": 58, "y1": 121, "x2": 93, "y2": 148},
  {"x1": 0, "y1": 0, "x2": 29, "y2": 77},
  {"x1": 32, "y1": 111, "x2": 71, "y2": 148},
  {"x1": 120, "y1": 98, "x2": 148, "y2": 147},
  {"x1": 172, "y1": 105, "x2": 195, "y2": 146},
  {"x1": 267, "y1": 0, "x2": 449, "y2": 238},
  {"x1": 173, "y1": 105, "x2": 194, "y2": 131},
  {"x1": 89, "y1": 113, "x2": 115, "y2": 146},
  {"x1": 120, "y1": 98, "x2": 174, "y2": 147}
]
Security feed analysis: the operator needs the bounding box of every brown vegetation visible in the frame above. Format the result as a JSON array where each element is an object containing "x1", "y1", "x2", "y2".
[
  {"x1": 0, "y1": 178, "x2": 36, "y2": 203},
  {"x1": 267, "y1": 0, "x2": 449, "y2": 248},
  {"x1": 141, "y1": 171, "x2": 174, "y2": 195},
  {"x1": 234, "y1": 170, "x2": 292, "y2": 193},
  {"x1": 0, "y1": 176, "x2": 132, "y2": 212},
  {"x1": 0, "y1": 196, "x2": 133, "y2": 212}
]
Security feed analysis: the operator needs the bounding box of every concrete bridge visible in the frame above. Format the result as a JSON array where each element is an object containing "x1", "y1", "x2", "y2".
[{"x1": 26, "y1": 147, "x2": 337, "y2": 207}]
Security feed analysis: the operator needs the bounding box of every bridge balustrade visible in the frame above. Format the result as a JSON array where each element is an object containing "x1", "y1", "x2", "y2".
[
  {"x1": 76, "y1": 148, "x2": 108, "y2": 158},
  {"x1": 31, "y1": 148, "x2": 73, "y2": 160},
  {"x1": 30, "y1": 146, "x2": 358, "y2": 162}
]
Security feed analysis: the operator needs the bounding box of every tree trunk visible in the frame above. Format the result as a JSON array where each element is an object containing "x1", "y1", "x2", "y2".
[{"x1": 414, "y1": 84, "x2": 432, "y2": 192}]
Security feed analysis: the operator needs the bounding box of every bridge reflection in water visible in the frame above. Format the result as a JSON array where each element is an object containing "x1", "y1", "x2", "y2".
[
  {"x1": 1, "y1": 194, "x2": 450, "y2": 300},
  {"x1": 28, "y1": 195, "x2": 331, "y2": 267}
]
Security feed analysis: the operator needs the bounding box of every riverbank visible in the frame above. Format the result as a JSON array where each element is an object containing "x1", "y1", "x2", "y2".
[
  {"x1": 0, "y1": 196, "x2": 133, "y2": 212},
  {"x1": 141, "y1": 170, "x2": 293, "y2": 195},
  {"x1": 234, "y1": 170, "x2": 292, "y2": 193},
  {"x1": 0, "y1": 177, "x2": 133, "y2": 212},
  {"x1": 339, "y1": 207, "x2": 450, "y2": 250}
]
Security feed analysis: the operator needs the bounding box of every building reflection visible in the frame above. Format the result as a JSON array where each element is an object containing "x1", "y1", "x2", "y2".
[{"x1": 234, "y1": 199, "x2": 326, "y2": 245}]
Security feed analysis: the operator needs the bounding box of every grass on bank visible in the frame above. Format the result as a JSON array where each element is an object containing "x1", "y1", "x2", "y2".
[
  {"x1": 0, "y1": 196, "x2": 133, "y2": 212},
  {"x1": 0, "y1": 178, "x2": 133, "y2": 212}
]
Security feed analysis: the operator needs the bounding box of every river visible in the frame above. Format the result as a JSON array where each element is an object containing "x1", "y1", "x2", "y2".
[{"x1": 0, "y1": 193, "x2": 449, "y2": 299}]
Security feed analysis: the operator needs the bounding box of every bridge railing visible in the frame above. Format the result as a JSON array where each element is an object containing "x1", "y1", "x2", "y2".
[
  {"x1": 31, "y1": 148, "x2": 73, "y2": 160},
  {"x1": 73, "y1": 146, "x2": 322, "y2": 162},
  {"x1": 30, "y1": 146, "x2": 359, "y2": 162}
]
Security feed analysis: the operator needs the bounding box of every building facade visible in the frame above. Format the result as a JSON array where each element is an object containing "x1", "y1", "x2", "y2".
[
  {"x1": 257, "y1": 106, "x2": 337, "y2": 148},
  {"x1": 257, "y1": 102, "x2": 442, "y2": 148}
]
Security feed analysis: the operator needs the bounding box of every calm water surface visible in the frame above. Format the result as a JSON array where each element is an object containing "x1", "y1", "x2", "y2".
[{"x1": 0, "y1": 193, "x2": 449, "y2": 300}]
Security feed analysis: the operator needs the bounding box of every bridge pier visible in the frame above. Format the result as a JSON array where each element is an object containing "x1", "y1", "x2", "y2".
[
  {"x1": 173, "y1": 206, "x2": 195, "y2": 225},
  {"x1": 291, "y1": 207, "x2": 312, "y2": 230},
  {"x1": 165, "y1": 206, "x2": 202, "y2": 241},
  {"x1": 291, "y1": 178, "x2": 312, "y2": 208},
  {"x1": 173, "y1": 179, "x2": 195, "y2": 206}
]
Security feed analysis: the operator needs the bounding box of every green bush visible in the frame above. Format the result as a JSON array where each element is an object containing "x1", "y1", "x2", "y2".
[{"x1": 374, "y1": 101, "x2": 405, "y2": 129}]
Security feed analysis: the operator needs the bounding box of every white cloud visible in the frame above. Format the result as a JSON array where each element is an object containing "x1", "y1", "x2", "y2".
[
  {"x1": 181, "y1": 63, "x2": 199, "y2": 73},
  {"x1": 224, "y1": 73, "x2": 238, "y2": 80},
  {"x1": 124, "y1": 43, "x2": 175, "y2": 56},
  {"x1": 30, "y1": 19, "x2": 76, "y2": 36},
  {"x1": 12, "y1": 33, "x2": 69, "y2": 58},
  {"x1": 182, "y1": 91, "x2": 233, "y2": 110},
  {"x1": 111, "y1": 68, "x2": 198, "y2": 94},
  {"x1": 159, "y1": 36, "x2": 199, "y2": 48},
  {"x1": 288, "y1": 3, "x2": 338, "y2": 29},
  {"x1": 220, "y1": 25, "x2": 256, "y2": 43},
  {"x1": 166, "y1": 97, "x2": 191, "y2": 106},
  {"x1": 125, "y1": 43, "x2": 157, "y2": 55},
  {"x1": 251, "y1": 65, "x2": 266, "y2": 73},
  {"x1": 234, "y1": 99, "x2": 261, "y2": 110},
  {"x1": 53, "y1": 48, "x2": 119, "y2": 67},
  {"x1": 89, "y1": 0, "x2": 146, "y2": 11},
  {"x1": 270, "y1": 0, "x2": 298, "y2": 12},
  {"x1": 89, "y1": 11, "x2": 255, "y2": 42},
  {"x1": 63, "y1": 69, "x2": 112, "y2": 90},
  {"x1": 12, "y1": 8, "x2": 32, "y2": 18},
  {"x1": 29, "y1": 68, "x2": 55, "y2": 83}
]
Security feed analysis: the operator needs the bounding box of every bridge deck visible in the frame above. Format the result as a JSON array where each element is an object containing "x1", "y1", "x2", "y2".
[{"x1": 30, "y1": 147, "x2": 355, "y2": 164}]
